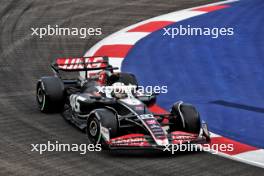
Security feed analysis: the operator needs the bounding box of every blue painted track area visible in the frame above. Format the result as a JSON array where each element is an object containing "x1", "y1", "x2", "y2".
[{"x1": 122, "y1": 0, "x2": 264, "y2": 148}]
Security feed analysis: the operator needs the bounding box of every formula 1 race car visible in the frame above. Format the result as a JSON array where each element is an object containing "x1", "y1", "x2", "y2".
[{"x1": 36, "y1": 56, "x2": 210, "y2": 149}]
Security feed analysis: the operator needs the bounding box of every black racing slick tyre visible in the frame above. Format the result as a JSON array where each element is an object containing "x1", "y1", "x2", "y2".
[
  {"x1": 36, "y1": 76, "x2": 65, "y2": 113},
  {"x1": 86, "y1": 109, "x2": 118, "y2": 149},
  {"x1": 169, "y1": 102, "x2": 201, "y2": 134},
  {"x1": 107, "y1": 72, "x2": 138, "y2": 86}
]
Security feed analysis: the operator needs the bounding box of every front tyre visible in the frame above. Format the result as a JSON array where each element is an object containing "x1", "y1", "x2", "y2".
[
  {"x1": 87, "y1": 116, "x2": 101, "y2": 145},
  {"x1": 169, "y1": 102, "x2": 201, "y2": 134},
  {"x1": 86, "y1": 109, "x2": 118, "y2": 149}
]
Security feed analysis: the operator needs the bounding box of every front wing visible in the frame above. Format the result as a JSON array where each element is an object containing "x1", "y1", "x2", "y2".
[{"x1": 104, "y1": 131, "x2": 210, "y2": 150}]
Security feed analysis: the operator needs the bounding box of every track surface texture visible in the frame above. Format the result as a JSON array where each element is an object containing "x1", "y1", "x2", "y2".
[{"x1": 0, "y1": 0, "x2": 263, "y2": 175}]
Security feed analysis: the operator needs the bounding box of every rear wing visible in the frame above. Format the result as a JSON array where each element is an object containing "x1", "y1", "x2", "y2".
[{"x1": 51, "y1": 56, "x2": 118, "y2": 78}]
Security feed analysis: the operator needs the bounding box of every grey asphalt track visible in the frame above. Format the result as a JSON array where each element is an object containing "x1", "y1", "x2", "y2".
[{"x1": 0, "y1": 0, "x2": 263, "y2": 175}]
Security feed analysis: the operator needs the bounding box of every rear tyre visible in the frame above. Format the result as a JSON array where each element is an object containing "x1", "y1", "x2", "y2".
[
  {"x1": 36, "y1": 76, "x2": 65, "y2": 113},
  {"x1": 86, "y1": 109, "x2": 118, "y2": 149},
  {"x1": 169, "y1": 102, "x2": 201, "y2": 134}
]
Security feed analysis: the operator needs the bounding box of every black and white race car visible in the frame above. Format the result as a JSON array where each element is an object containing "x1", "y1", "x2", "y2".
[{"x1": 36, "y1": 56, "x2": 210, "y2": 149}]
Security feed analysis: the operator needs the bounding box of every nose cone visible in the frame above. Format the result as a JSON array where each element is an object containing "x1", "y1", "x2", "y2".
[{"x1": 155, "y1": 138, "x2": 169, "y2": 146}]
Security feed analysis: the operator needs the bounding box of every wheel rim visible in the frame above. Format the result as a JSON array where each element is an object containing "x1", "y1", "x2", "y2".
[
  {"x1": 37, "y1": 88, "x2": 44, "y2": 103},
  {"x1": 87, "y1": 116, "x2": 101, "y2": 144},
  {"x1": 37, "y1": 87, "x2": 46, "y2": 111},
  {"x1": 89, "y1": 120, "x2": 98, "y2": 136}
]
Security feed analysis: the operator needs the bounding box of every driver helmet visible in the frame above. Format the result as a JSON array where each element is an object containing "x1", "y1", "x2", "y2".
[{"x1": 111, "y1": 82, "x2": 127, "y2": 99}]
